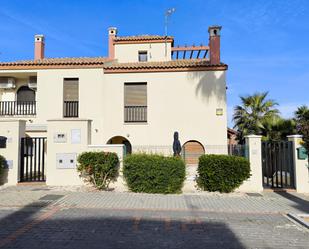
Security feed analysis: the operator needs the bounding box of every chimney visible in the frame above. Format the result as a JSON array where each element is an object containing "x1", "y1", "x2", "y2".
[
  {"x1": 34, "y1": 34, "x2": 45, "y2": 60},
  {"x1": 208, "y1": 26, "x2": 222, "y2": 65},
  {"x1": 108, "y1": 27, "x2": 117, "y2": 59}
]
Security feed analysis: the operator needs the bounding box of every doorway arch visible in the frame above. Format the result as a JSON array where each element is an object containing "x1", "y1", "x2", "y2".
[
  {"x1": 182, "y1": 140, "x2": 205, "y2": 165},
  {"x1": 107, "y1": 136, "x2": 132, "y2": 154},
  {"x1": 17, "y1": 86, "x2": 35, "y2": 102}
]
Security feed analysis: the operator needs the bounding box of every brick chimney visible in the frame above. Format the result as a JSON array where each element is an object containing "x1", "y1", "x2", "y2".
[
  {"x1": 108, "y1": 27, "x2": 117, "y2": 59},
  {"x1": 208, "y1": 26, "x2": 222, "y2": 65},
  {"x1": 34, "y1": 34, "x2": 45, "y2": 60}
]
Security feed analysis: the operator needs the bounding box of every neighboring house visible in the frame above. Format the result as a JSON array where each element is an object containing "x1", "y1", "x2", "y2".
[
  {"x1": 0, "y1": 26, "x2": 228, "y2": 165},
  {"x1": 227, "y1": 128, "x2": 239, "y2": 145}
]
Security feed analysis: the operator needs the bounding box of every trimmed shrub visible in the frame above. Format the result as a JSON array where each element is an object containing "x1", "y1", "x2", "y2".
[
  {"x1": 77, "y1": 151, "x2": 119, "y2": 190},
  {"x1": 123, "y1": 154, "x2": 186, "y2": 194},
  {"x1": 197, "y1": 154, "x2": 251, "y2": 193},
  {"x1": 0, "y1": 155, "x2": 6, "y2": 176}
]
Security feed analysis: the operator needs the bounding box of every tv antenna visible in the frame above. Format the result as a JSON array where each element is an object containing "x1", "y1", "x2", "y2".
[{"x1": 165, "y1": 8, "x2": 176, "y2": 57}]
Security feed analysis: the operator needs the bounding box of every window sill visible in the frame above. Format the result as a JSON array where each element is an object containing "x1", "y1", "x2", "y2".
[{"x1": 124, "y1": 122, "x2": 148, "y2": 125}]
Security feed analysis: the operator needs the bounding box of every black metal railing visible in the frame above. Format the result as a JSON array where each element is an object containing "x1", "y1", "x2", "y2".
[
  {"x1": 124, "y1": 106, "x2": 147, "y2": 122},
  {"x1": 63, "y1": 101, "x2": 79, "y2": 118},
  {"x1": 0, "y1": 101, "x2": 36, "y2": 116}
]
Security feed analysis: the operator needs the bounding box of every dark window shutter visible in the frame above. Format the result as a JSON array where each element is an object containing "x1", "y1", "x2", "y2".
[
  {"x1": 124, "y1": 83, "x2": 147, "y2": 106},
  {"x1": 63, "y1": 78, "x2": 79, "y2": 101}
]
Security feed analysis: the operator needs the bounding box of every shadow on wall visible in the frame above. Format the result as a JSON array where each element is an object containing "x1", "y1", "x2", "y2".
[
  {"x1": 0, "y1": 201, "x2": 246, "y2": 249},
  {"x1": 187, "y1": 71, "x2": 226, "y2": 104}
]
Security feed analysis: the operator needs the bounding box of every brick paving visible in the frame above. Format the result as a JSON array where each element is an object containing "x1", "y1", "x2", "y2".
[{"x1": 0, "y1": 186, "x2": 309, "y2": 248}]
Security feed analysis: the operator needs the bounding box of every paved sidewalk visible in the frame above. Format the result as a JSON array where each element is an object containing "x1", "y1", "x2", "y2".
[
  {"x1": 0, "y1": 186, "x2": 309, "y2": 249},
  {"x1": 1, "y1": 185, "x2": 308, "y2": 214}
]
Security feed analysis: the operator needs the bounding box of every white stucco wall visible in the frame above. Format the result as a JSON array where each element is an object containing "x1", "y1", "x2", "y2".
[
  {"x1": 114, "y1": 42, "x2": 172, "y2": 62},
  {"x1": 103, "y1": 70, "x2": 227, "y2": 148},
  {"x1": 0, "y1": 68, "x2": 227, "y2": 148}
]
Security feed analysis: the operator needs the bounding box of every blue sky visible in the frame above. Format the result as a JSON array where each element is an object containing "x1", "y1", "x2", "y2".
[{"x1": 1, "y1": 0, "x2": 308, "y2": 127}]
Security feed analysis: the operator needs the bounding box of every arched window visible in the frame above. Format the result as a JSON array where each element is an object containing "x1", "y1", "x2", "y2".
[{"x1": 17, "y1": 86, "x2": 35, "y2": 102}]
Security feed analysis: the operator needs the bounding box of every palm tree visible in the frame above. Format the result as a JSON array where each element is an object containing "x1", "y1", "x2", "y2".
[
  {"x1": 261, "y1": 117, "x2": 296, "y2": 142},
  {"x1": 233, "y1": 92, "x2": 280, "y2": 142},
  {"x1": 295, "y1": 105, "x2": 309, "y2": 156},
  {"x1": 295, "y1": 105, "x2": 309, "y2": 120}
]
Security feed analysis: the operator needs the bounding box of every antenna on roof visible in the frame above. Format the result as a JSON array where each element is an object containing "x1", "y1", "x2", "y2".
[{"x1": 165, "y1": 8, "x2": 176, "y2": 57}]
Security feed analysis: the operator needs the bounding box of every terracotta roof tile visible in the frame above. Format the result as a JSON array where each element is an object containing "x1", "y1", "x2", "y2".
[
  {"x1": 0, "y1": 57, "x2": 109, "y2": 66},
  {"x1": 104, "y1": 59, "x2": 226, "y2": 70},
  {"x1": 114, "y1": 35, "x2": 173, "y2": 42}
]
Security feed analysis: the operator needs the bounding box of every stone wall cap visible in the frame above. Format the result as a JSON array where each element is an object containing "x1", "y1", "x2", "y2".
[
  {"x1": 244, "y1": 135, "x2": 263, "y2": 138},
  {"x1": 88, "y1": 144, "x2": 125, "y2": 148},
  {"x1": 47, "y1": 118, "x2": 92, "y2": 122},
  {"x1": 287, "y1": 134, "x2": 303, "y2": 138},
  {"x1": 0, "y1": 119, "x2": 27, "y2": 123}
]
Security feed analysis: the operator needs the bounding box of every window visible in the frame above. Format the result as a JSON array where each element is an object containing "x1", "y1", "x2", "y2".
[
  {"x1": 138, "y1": 51, "x2": 148, "y2": 62},
  {"x1": 63, "y1": 78, "x2": 79, "y2": 117},
  {"x1": 17, "y1": 86, "x2": 35, "y2": 102},
  {"x1": 124, "y1": 83, "x2": 147, "y2": 122}
]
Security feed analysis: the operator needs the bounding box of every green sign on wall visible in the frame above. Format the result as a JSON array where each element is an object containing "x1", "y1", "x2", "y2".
[{"x1": 297, "y1": 147, "x2": 308, "y2": 160}]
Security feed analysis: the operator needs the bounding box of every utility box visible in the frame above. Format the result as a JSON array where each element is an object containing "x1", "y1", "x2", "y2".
[
  {"x1": 297, "y1": 147, "x2": 308, "y2": 160},
  {"x1": 0, "y1": 136, "x2": 7, "y2": 148},
  {"x1": 56, "y1": 153, "x2": 77, "y2": 169}
]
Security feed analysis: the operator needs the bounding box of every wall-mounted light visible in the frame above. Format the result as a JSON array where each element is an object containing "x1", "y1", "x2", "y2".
[{"x1": 216, "y1": 108, "x2": 223, "y2": 116}]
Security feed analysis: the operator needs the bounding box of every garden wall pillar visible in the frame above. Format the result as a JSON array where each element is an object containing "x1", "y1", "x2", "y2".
[
  {"x1": 0, "y1": 120, "x2": 26, "y2": 185},
  {"x1": 287, "y1": 135, "x2": 309, "y2": 193},
  {"x1": 238, "y1": 135, "x2": 263, "y2": 192}
]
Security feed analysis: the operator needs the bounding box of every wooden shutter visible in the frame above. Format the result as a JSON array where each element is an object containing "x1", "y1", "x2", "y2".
[
  {"x1": 63, "y1": 78, "x2": 79, "y2": 101},
  {"x1": 124, "y1": 83, "x2": 147, "y2": 106}
]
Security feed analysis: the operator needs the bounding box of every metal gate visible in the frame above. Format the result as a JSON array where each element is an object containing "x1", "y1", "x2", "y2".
[
  {"x1": 262, "y1": 141, "x2": 295, "y2": 189},
  {"x1": 20, "y1": 137, "x2": 46, "y2": 182}
]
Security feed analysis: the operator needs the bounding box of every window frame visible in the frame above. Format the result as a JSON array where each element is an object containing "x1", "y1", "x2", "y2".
[
  {"x1": 138, "y1": 51, "x2": 148, "y2": 62},
  {"x1": 124, "y1": 82, "x2": 148, "y2": 123}
]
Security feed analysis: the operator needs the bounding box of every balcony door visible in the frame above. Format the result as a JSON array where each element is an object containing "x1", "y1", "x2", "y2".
[
  {"x1": 63, "y1": 78, "x2": 79, "y2": 117},
  {"x1": 17, "y1": 86, "x2": 35, "y2": 102}
]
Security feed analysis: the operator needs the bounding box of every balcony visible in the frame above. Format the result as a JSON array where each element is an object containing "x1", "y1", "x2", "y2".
[
  {"x1": 63, "y1": 101, "x2": 79, "y2": 118},
  {"x1": 124, "y1": 106, "x2": 147, "y2": 123},
  {"x1": 0, "y1": 101, "x2": 36, "y2": 116}
]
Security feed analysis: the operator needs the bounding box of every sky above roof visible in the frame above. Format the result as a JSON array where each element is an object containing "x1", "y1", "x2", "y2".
[{"x1": 1, "y1": 0, "x2": 308, "y2": 126}]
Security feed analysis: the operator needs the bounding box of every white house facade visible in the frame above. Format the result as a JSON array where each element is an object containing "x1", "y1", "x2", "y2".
[{"x1": 0, "y1": 26, "x2": 228, "y2": 172}]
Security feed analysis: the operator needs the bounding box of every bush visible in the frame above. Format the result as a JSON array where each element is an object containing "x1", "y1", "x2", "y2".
[
  {"x1": 77, "y1": 151, "x2": 119, "y2": 190},
  {"x1": 0, "y1": 155, "x2": 6, "y2": 176},
  {"x1": 197, "y1": 155, "x2": 250, "y2": 193},
  {"x1": 123, "y1": 154, "x2": 186, "y2": 194}
]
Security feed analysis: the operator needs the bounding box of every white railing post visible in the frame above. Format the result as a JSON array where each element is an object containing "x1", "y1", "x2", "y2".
[
  {"x1": 287, "y1": 135, "x2": 309, "y2": 193},
  {"x1": 238, "y1": 135, "x2": 263, "y2": 192}
]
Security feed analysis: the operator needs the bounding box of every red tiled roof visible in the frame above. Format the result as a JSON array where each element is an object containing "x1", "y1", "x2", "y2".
[
  {"x1": 114, "y1": 35, "x2": 174, "y2": 42},
  {"x1": 0, "y1": 57, "x2": 109, "y2": 67},
  {"x1": 104, "y1": 59, "x2": 227, "y2": 73}
]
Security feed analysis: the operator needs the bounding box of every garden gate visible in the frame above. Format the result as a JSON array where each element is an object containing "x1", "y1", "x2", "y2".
[
  {"x1": 262, "y1": 141, "x2": 295, "y2": 189},
  {"x1": 19, "y1": 137, "x2": 46, "y2": 182}
]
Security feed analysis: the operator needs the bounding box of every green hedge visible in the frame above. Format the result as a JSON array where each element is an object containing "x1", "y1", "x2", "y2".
[
  {"x1": 197, "y1": 155, "x2": 251, "y2": 193},
  {"x1": 0, "y1": 155, "x2": 6, "y2": 176},
  {"x1": 123, "y1": 154, "x2": 186, "y2": 194},
  {"x1": 77, "y1": 151, "x2": 119, "y2": 190}
]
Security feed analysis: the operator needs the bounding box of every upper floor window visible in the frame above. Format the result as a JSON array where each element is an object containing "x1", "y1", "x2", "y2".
[
  {"x1": 63, "y1": 78, "x2": 79, "y2": 117},
  {"x1": 17, "y1": 86, "x2": 35, "y2": 102},
  {"x1": 124, "y1": 82, "x2": 147, "y2": 123},
  {"x1": 138, "y1": 51, "x2": 148, "y2": 62}
]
